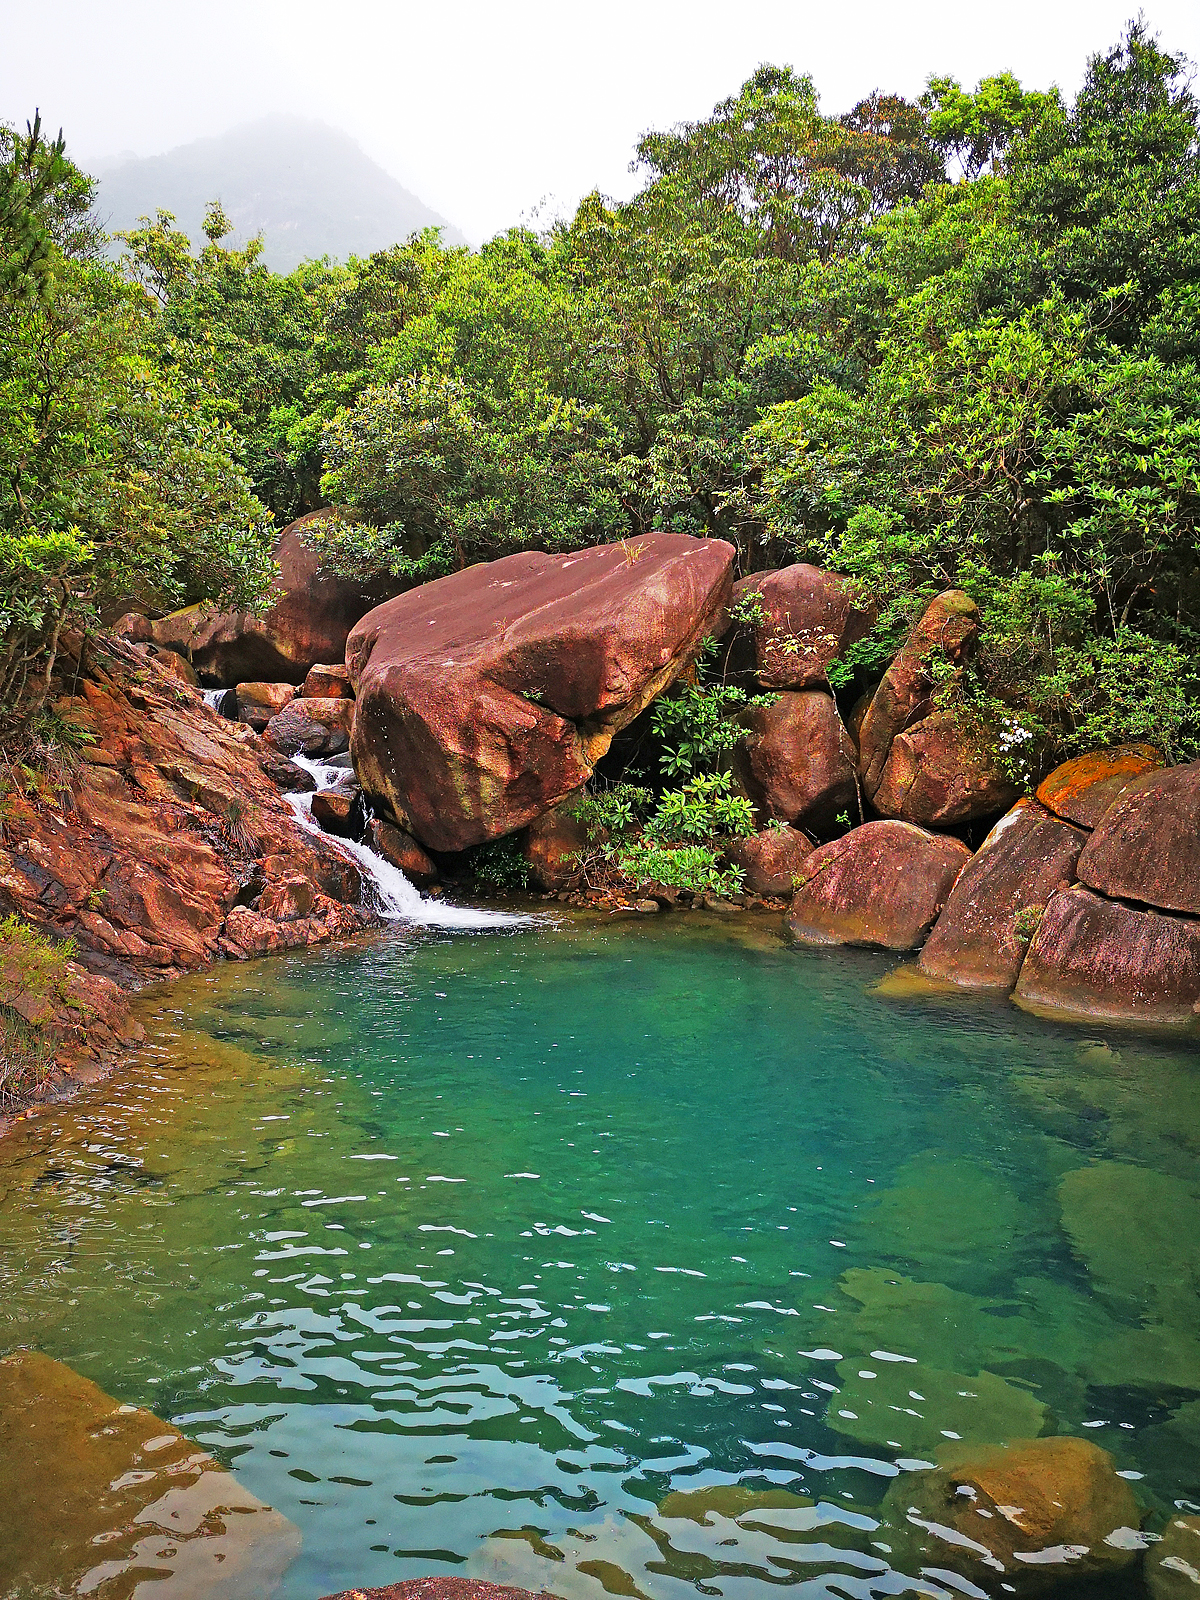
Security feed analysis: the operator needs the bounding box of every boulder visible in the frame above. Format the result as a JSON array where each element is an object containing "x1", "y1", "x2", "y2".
[
  {"x1": 311, "y1": 788, "x2": 365, "y2": 839},
  {"x1": 859, "y1": 590, "x2": 980, "y2": 798},
  {"x1": 1075, "y1": 761, "x2": 1200, "y2": 915},
  {"x1": 320, "y1": 1583, "x2": 543, "y2": 1600},
  {"x1": 1036, "y1": 743, "x2": 1164, "y2": 829},
  {"x1": 303, "y1": 661, "x2": 354, "y2": 699},
  {"x1": 151, "y1": 511, "x2": 401, "y2": 684},
  {"x1": 148, "y1": 644, "x2": 198, "y2": 686},
  {"x1": 879, "y1": 1436, "x2": 1141, "y2": 1596},
  {"x1": 731, "y1": 690, "x2": 858, "y2": 831},
  {"x1": 368, "y1": 820, "x2": 438, "y2": 888},
  {"x1": 258, "y1": 875, "x2": 316, "y2": 923},
  {"x1": 236, "y1": 681, "x2": 296, "y2": 731},
  {"x1": 918, "y1": 799, "x2": 1086, "y2": 990},
  {"x1": 111, "y1": 611, "x2": 153, "y2": 644},
  {"x1": 870, "y1": 710, "x2": 1019, "y2": 826},
  {"x1": 1014, "y1": 885, "x2": 1200, "y2": 1027},
  {"x1": 786, "y1": 820, "x2": 970, "y2": 950},
  {"x1": 522, "y1": 796, "x2": 591, "y2": 891},
  {"x1": 1148, "y1": 1515, "x2": 1200, "y2": 1600},
  {"x1": 722, "y1": 825, "x2": 813, "y2": 896},
  {"x1": 264, "y1": 696, "x2": 353, "y2": 757},
  {"x1": 258, "y1": 748, "x2": 315, "y2": 791},
  {"x1": 347, "y1": 533, "x2": 734, "y2": 853},
  {"x1": 731, "y1": 564, "x2": 875, "y2": 689}
]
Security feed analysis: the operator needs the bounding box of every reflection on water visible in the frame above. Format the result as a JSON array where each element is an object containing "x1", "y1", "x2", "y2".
[{"x1": 0, "y1": 914, "x2": 1197, "y2": 1599}]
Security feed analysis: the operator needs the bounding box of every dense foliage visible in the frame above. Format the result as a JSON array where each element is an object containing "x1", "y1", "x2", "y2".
[{"x1": 3, "y1": 22, "x2": 1197, "y2": 775}]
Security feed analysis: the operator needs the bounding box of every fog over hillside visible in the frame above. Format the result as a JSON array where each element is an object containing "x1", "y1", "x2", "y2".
[{"x1": 94, "y1": 115, "x2": 466, "y2": 269}]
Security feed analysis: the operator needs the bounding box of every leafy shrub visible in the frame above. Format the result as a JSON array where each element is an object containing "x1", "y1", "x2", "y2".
[
  {"x1": 643, "y1": 771, "x2": 756, "y2": 843},
  {"x1": 0, "y1": 914, "x2": 77, "y2": 1103},
  {"x1": 468, "y1": 835, "x2": 531, "y2": 892},
  {"x1": 616, "y1": 840, "x2": 745, "y2": 899}
]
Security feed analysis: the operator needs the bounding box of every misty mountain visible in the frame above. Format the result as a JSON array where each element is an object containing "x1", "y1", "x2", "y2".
[{"x1": 94, "y1": 116, "x2": 466, "y2": 271}]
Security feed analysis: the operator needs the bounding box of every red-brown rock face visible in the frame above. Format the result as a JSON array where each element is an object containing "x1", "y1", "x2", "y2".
[
  {"x1": 264, "y1": 697, "x2": 354, "y2": 758},
  {"x1": 151, "y1": 512, "x2": 401, "y2": 685},
  {"x1": 1014, "y1": 885, "x2": 1200, "y2": 1027},
  {"x1": 347, "y1": 534, "x2": 735, "y2": 853},
  {"x1": 918, "y1": 798, "x2": 1086, "y2": 990},
  {"x1": 858, "y1": 591, "x2": 980, "y2": 798},
  {"x1": 732, "y1": 691, "x2": 858, "y2": 832},
  {"x1": 1075, "y1": 761, "x2": 1200, "y2": 916},
  {"x1": 785, "y1": 820, "x2": 971, "y2": 950},
  {"x1": 722, "y1": 826, "x2": 813, "y2": 896},
  {"x1": 1035, "y1": 744, "x2": 1163, "y2": 829},
  {"x1": 0, "y1": 637, "x2": 371, "y2": 1028},
  {"x1": 870, "y1": 710, "x2": 1019, "y2": 827},
  {"x1": 368, "y1": 821, "x2": 439, "y2": 888},
  {"x1": 731, "y1": 565, "x2": 875, "y2": 689}
]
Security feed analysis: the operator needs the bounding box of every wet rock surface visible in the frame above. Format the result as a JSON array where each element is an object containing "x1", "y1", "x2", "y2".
[
  {"x1": 321, "y1": 1583, "x2": 543, "y2": 1600},
  {"x1": 264, "y1": 694, "x2": 354, "y2": 757},
  {"x1": 368, "y1": 819, "x2": 439, "y2": 887},
  {"x1": 786, "y1": 820, "x2": 970, "y2": 950},
  {"x1": 918, "y1": 798, "x2": 1086, "y2": 990},
  {"x1": 1014, "y1": 884, "x2": 1200, "y2": 1026},
  {"x1": 347, "y1": 533, "x2": 734, "y2": 852},
  {"x1": 521, "y1": 795, "x2": 592, "y2": 890}
]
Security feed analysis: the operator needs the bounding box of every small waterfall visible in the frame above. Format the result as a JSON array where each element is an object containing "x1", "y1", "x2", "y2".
[
  {"x1": 284, "y1": 754, "x2": 529, "y2": 932},
  {"x1": 202, "y1": 688, "x2": 236, "y2": 717}
]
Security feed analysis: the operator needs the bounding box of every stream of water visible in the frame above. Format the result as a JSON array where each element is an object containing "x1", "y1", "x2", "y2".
[{"x1": 1, "y1": 916, "x2": 1197, "y2": 1598}]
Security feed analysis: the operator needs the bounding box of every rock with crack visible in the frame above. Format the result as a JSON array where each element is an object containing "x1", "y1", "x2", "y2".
[
  {"x1": 1075, "y1": 760, "x2": 1200, "y2": 916},
  {"x1": 729, "y1": 564, "x2": 875, "y2": 689},
  {"x1": 869, "y1": 708, "x2": 1019, "y2": 826},
  {"x1": 1035, "y1": 743, "x2": 1163, "y2": 829},
  {"x1": 918, "y1": 797, "x2": 1086, "y2": 990},
  {"x1": 346, "y1": 534, "x2": 735, "y2": 852},
  {"x1": 731, "y1": 690, "x2": 858, "y2": 832}
]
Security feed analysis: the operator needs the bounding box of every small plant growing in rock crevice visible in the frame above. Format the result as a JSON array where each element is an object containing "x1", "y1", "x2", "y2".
[{"x1": 0, "y1": 915, "x2": 78, "y2": 1105}]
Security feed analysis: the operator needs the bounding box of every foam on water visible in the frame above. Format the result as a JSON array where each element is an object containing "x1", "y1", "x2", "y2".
[{"x1": 284, "y1": 752, "x2": 529, "y2": 932}]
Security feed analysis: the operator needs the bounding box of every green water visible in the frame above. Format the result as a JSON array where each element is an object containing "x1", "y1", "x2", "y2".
[{"x1": 1, "y1": 913, "x2": 1198, "y2": 1598}]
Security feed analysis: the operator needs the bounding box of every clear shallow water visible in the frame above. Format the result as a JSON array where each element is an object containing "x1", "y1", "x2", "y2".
[{"x1": 1, "y1": 914, "x2": 1198, "y2": 1598}]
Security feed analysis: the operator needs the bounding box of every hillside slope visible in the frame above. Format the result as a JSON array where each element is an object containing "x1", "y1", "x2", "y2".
[{"x1": 95, "y1": 116, "x2": 466, "y2": 269}]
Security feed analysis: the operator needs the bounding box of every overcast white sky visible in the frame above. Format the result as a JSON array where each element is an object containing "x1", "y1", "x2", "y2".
[{"x1": 5, "y1": 0, "x2": 1198, "y2": 243}]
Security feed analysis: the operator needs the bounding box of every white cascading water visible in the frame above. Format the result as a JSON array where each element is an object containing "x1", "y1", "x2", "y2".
[
  {"x1": 284, "y1": 753, "x2": 529, "y2": 932},
  {"x1": 202, "y1": 688, "x2": 228, "y2": 712}
]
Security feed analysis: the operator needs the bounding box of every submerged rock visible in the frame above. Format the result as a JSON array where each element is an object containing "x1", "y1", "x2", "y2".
[
  {"x1": 730, "y1": 564, "x2": 875, "y2": 689},
  {"x1": 0, "y1": 1349, "x2": 299, "y2": 1597},
  {"x1": 656, "y1": 1484, "x2": 810, "y2": 1523},
  {"x1": 721, "y1": 824, "x2": 813, "y2": 896},
  {"x1": 151, "y1": 510, "x2": 400, "y2": 684},
  {"x1": 1075, "y1": 760, "x2": 1200, "y2": 915},
  {"x1": 1014, "y1": 885, "x2": 1200, "y2": 1027},
  {"x1": 919, "y1": 798, "x2": 1086, "y2": 990},
  {"x1": 347, "y1": 533, "x2": 734, "y2": 852},
  {"x1": 1035, "y1": 743, "x2": 1163, "y2": 829},
  {"x1": 731, "y1": 690, "x2": 858, "y2": 832},
  {"x1": 879, "y1": 1436, "x2": 1141, "y2": 1596},
  {"x1": 786, "y1": 820, "x2": 970, "y2": 950},
  {"x1": 1147, "y1": 1514, "x2": 1200, "y2": 1600},
  {"x1": 827, "y1": 1357, "x2": 1047, "y2": 1458},
  {"x1": 869, "y1": 709, "x2": 1019, "y2": 827},
  {"x1": 321, "y1": 1584, "x2": 544, "y2": 1600},
  {"x1": 858, "y1": 590, "x2": 979, "y2": 799}
]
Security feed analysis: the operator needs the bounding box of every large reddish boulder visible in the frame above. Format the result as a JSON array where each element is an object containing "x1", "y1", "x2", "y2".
[
  {"x1": 321, "y1": 1583, "x2": 543, "y2": 1600},
  {"x1": 919, "y1": 798, "x2": 1086, "y2": 990},
  {"x1": 1035, "y1": 744, "x2": 1163, "y2": 829},
  {"x1": 722, "y1": 825, "x2": 813, "y2": 896},
  {"x1": 1014, "y1": 885, "x2": 1200, "y2": 1027},
  {"x1": 1075, "y1": 761, "x2": 1200, "y2": 916},
  {"x1": 730, "y1": 565, "x2": 875, "y2": 689},
  {"x1": 302, "y1": 662, "x2": 354, "y2": 699},
  {"x1": 151, "y1": 511, "x2": 400, "y2": 685},
  {"x1": 522, "y1": 796, "x2": 592, "y2": 891},
  {"x1": 870, "y1": 710, "x2": 1019, "y2": 826},
  {"x1": 731, "y1": 690, "x2": 858, "y2": 831},
  {"x1": 235, "y1": 681, "x2": 296, "y2": 731},
  {"x1": 858, "y1": 591, "x2": 979, "y2": 798},
  {"x1": 347, "y1": 534, "x2": 734, "y2": 853},
  {"x1": 785, "y1": 820, "x2": 970, "y2": 950}
]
